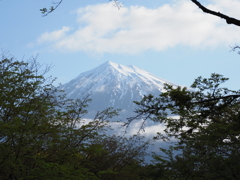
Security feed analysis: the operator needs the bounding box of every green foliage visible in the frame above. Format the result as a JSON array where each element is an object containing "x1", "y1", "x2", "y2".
[
  {"x1": 132, "y1": 73, "x2": 240, "y2": 179},
  {"x1": 0, "y1": 54, "x2": 148, "y2": 180}
]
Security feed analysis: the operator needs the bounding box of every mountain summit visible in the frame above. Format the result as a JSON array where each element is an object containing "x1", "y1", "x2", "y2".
[{"x1": 61, "y1": 61, "x2": 179, "y2": 119}]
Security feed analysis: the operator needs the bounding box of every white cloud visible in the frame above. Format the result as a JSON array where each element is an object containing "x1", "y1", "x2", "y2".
[
  {"x1": 36, "y1": 0, "x2": 240, "y2": 54},
  {"x1": 107, "y1": 120, "x2": 166, "y2": 139},
  {"x1": 37, "y1": 26, "x2": 71, "y2": 44}
]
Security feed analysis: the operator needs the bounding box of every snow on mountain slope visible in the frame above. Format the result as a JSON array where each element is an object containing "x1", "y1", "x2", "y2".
[{"x1": 61, "y1": 61, "x2": 180, "y2": 119}]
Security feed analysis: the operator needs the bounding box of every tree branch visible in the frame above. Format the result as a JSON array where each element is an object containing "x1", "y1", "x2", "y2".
[
  {"x1": 191, "y1": 0, "x2": 240, "y2": 27},
  {"x1": 41, "y1": 0, "x2": 122, "y2": 16},
  {"x1": 193, "y1": 94, "x2": 240, "y2": 104},
  {"x1": 111, "y1": 0, "x2": 123, "y2": 10},
  {"x1": 40, "y1": 0, "x2": 63, "y2": 16},
  {"x1": 230, "y1": 46, "x2": 240, "y2": 55}
]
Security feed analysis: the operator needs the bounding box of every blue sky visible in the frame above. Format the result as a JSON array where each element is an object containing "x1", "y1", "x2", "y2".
[{"x1": 1, "y1": 0, "x2": 240, "y2": 90}]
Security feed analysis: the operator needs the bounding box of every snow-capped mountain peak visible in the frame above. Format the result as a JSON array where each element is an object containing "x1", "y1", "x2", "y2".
[{"x1": 61, "y1": 61, "x2": 179, "y2": 119}]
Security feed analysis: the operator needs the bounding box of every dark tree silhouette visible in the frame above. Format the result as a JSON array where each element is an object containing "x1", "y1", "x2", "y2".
[{"x1": 191, "y1": 0, "x2": 240, "y2": 27}]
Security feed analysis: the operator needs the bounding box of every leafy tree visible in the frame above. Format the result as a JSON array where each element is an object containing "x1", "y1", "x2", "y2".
[
  {"x1": 83, "y1": 135, "x2": 149, "y2": 180},
  {"x1": 0, "y1": 53, "x2": 106, "y2": 179},
  {"x1": 0, "y1": 53, "x2": 149, "y2": 179},
  {"x1": 129, "y1": 73, "x2": 240, "y2": 179}
]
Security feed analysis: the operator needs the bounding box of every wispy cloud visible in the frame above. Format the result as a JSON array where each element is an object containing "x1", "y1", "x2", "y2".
[
  {"x1": 36, "y1": 0, "x2": 240, "y2": 54},
  {"x1": 37, "y1": 26, "x2": 71, "y2": 44}
]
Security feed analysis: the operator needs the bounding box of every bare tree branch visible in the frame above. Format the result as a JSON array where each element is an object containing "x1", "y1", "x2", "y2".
[
  {"x1": 40, "y1": 0, "x2": 63, "y2": 16},
  {"x1": 111, "y1": 0, "x2": 123, "y2": 10},
  {"x1": 230, "y1": 46, "x2": 240, "y2": 55},
  {"x1": 191, "y1": 0, "x2": 240, "y2": 27},
  {"x1": 40, "y1": 0, "x2": 122, "y2": 16}
]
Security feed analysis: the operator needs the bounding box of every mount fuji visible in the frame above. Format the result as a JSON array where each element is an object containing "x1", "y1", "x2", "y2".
[{"x1": 61, "y1": 61, "x2": 180, "y2": 119}]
